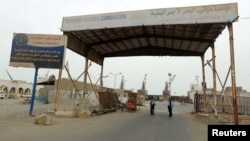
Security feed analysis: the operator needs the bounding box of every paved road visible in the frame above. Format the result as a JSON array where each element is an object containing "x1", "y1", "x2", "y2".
[{"x1": 0, "y1": 99, "x2": 213, "y2": 141}]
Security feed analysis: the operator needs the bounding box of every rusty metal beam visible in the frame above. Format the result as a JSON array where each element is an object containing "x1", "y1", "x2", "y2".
[
  {"x1": 201, "y1": 55, "x2": 207, "y2": 112},
  {"x1": 211, "y1": 44, "x2": 218, "y2": 117},
  {"x1": 104, "y1": 46, "x2": 203, "y2": 57},
  {"x1": 228, "y1": 23, "x2": 238, "y2": 125}
]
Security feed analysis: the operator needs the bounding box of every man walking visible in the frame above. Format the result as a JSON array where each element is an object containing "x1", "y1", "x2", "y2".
[
  {"x1": 168, "y1": 97, "x2": 173, "y2": 117},
  {"x1": 150, "y1": 99, "x2": 156, "y2": 115}
]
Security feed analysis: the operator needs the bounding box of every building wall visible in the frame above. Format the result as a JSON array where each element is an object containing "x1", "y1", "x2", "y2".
[
  {"x1": 0, "y1": 79, "x2": 44, "y2": 98},
  {"x1": 188, "y1": 84, "x2": 250, "y2": 103}
]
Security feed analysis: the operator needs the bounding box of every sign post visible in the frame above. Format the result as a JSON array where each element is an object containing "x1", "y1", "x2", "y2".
[
  {"x1": 9, "y1": 33, "x2": 67, "y2": 116},
  {"x1": 29, "y1": 67, "x2": 38, "y2": 116}
]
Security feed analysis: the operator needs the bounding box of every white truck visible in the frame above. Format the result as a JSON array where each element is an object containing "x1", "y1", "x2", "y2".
[
  {"x1": 21, "y1": 93, "x2": 32, "y2": 98},
  {"x1": 0, "y1": 91, "x2": 6, "y2": 99}
]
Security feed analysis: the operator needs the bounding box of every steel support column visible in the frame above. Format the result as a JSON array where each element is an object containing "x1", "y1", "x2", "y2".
[
  {"x1": 83, "y1": 58, "x2": 89, "y2": 98},
  {"x1": 211, "y1": 44, "x2": 218, "y2": 117},
  {"x1": 201, "y1": 55, "x2": 207, "y2": 112},
  {"x1": 100, "y1": 65, "x2": 104, "y2": 87},
  {"x1": 228, "y1": 23, "x2": 238, "y2": 125},
  {"x1": 54, "y1": 69, "x2": 62, "y2": 111}
]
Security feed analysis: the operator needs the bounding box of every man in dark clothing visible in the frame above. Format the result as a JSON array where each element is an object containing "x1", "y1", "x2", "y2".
[
  {"x1": 150, "y1": 99, "x2": 156, "y2": 115},
  {"x1": 168, "y1": 98, "x2": 173, "y2": 117}
]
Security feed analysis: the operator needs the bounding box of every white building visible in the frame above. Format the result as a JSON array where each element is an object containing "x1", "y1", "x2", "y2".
[{"x1": 0, "y1": 79, "x2": 44, "y2": 98}]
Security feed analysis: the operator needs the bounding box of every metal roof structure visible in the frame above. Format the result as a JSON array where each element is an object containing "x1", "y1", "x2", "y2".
[
  {"x1": 60, "y1": 2, "x2": 240, "y2": 124},
  {"x1": 61, "y1": 3, "x2": 238, "y2": 66}
]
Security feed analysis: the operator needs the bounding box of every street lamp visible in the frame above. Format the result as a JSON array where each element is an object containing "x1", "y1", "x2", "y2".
[{"x1": 110, "y1": 72, "x2": 122, "y2": 89}]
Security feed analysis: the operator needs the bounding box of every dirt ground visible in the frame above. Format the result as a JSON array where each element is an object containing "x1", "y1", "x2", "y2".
[
  {"x1": 0, "y1": 98, "x2": 55, "y2": 132},
  {"x1": 1, "y1": 98, "x2": 249, "y2": 136},
  {"x1": 0, "y1": 98, "x2": 54, "y2": 118}
]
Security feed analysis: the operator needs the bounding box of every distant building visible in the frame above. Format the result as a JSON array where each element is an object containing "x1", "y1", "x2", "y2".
[
  {"x1": 0, "y1": 79, "x2": 44, "y2": 98},
  {"x1": 224, "y1": 86, "x2": 250, "y2": 97},
  {"x1": 187, "y1": 84, "x2": 202, "y2": 103},
  {"x1": 187, "y1": 83, "x2": 250, "y2": 103}
]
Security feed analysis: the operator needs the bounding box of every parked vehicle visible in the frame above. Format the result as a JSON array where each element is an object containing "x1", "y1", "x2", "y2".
[
  {"x1": 21, "y1": 93, "x2": 32, "y2": 98},
  {"x1": 0, "y1": 91, "x2": 6, "y2": 99}
]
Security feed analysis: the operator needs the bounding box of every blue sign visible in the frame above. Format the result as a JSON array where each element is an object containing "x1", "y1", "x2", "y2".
[{"x1": 9, "y1": 33, "x2": 67, "y2": 69}]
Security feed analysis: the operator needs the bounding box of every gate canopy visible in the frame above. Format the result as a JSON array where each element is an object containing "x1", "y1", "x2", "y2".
[{"x1": 61, "y1": 3, "x2": 238, "y2": 65}]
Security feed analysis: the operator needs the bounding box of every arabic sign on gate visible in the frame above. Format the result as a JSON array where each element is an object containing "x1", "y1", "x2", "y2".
[
  {"x1": 9, "y1": 33, "x2": 67, "y2": 69},
  {"x1": 61, "y1": 3, "x2": 238, "y2": 31}
]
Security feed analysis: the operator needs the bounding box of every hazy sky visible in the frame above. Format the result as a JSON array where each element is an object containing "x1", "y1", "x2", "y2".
[{"x1": 1, "y1": 0, "x2": 249, "y2": 96}]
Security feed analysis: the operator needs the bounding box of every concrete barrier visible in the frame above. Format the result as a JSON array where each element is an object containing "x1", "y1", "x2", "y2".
[{"x1": 34, "y1": 113, "x2": 53, "y2": 125}]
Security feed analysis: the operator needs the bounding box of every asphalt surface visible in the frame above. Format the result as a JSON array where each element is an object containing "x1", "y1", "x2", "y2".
[{"x1": 0, "y1": 99, "x2": 248, "y2": 141}]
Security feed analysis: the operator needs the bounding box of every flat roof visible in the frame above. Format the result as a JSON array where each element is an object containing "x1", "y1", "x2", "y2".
[{"x1": 61, "y1": 3, "x2": 238, "y2": 65}]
